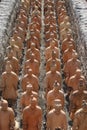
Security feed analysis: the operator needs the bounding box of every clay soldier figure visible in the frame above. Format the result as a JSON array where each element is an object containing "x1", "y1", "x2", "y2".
[
  {"x1": 72, "y1": 100, "x2": 87, "y2": 130},
  {"x1": 4, "y1": 48, "x2": 20, "y2": 75},
  {"x1": 58, "y1": 11, "x2": 67, "y2": 26},
  {"x1": 0, "y1": 99, "x2": 15, "y2": 130},
  {"x1": 60, "y1": 28, "x2": 72, "y2": 42},
  {"x1": 21, "y1": 68, "x2": 39, "y2": 92},
  {"x1": 69, "y1": 79, "x2": 87, "y2": 120},
  {"x1": 20, "y1": 84, "x2": 38, "y2": 110},
  {"x1": 45, "y1": 10, "x2": 55, "y2": 24},
  {"x1": 31, "y1": 13, "x2": 41, "y2": 27},
  {"x1": 16, "y1": 19, "x2": 27, "y2": 31},
  {"x1": 45, "y1": 64, "x2": 61, "y2": 95},
  {"x1": 46, "y1": 51, "x2": 61, "y2": 72},
  {"x1": 26, "y1": 42, "x2": 40, "y2": 64},
  {"x1": 46, "y1": 36, "x2": 58, "y2": 48},
  {"x1": 63, "y1": 53, "x2": 81, "y2": 79},
  {"x1": 47, "y1": 99, "x2": 67, "y2": 130},
  {"x1": 29, "y1": 22, "x2": 41, "y2": 33},
  {"x1": 32, "y1": 5, "x2": 41, "y2": 18},
  {"x1": 1, "y1": 63, "x2": 18, "y2": 108},
  {"x1": 23, "y1": 97, "x2": 42, "y2": 130},
  {"x1": 62, "y1": 44, "x2": 76, "y2": 63},
  {"x1": 14, "y1": 25, "x2": 26, "y2": 42},
  {"x1": 68, "y1": 69, "x2": 86, "y2": 92},
  {"x1": 57, "y1": 0, "x2": 65, "y2": 12},
  {"x1": 26, "y1": 34, "x2": 40, "y2": 50},
  {"x1": 45, "y1": 27, "x2": 57, "y2": 41},
  {"x1": 30, "y1": 29, "x2": 41, "y2": 43},
  {"x1": 47, "y1": 81, "x2": 65, "y2": 111},
  {"x1": 59, "y1": 19, "x2": 71, "y2": 31},
  {"x1": 23, "y1": 53, "x2": 39, "y2": 77},
  {"x1": 61, "y1": 33, "x2": 75, "y2": 53},
  {"x1": 11, "y1": 32, "x2": 23, "y2": 51},
  {"x1": 45, "y1": 40, "x2": 60, "y2": 61},
  {"x1": 7, "y1": 44, "x2": 22, "y2": 61},
  {"x1": 18, "y1": 11, "x2": 28, "y2": 30},
  {"x1": 10, "y1": 38, "x2": 22, "y2": 59}
]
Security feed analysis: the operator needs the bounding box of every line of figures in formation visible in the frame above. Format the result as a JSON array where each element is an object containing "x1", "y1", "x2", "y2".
[{"x1": 0, "y1": 0, "x2": 87, "y2": 130}]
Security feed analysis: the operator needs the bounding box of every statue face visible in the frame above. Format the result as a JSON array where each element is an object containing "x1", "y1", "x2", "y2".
[
  {"x1": 26, "y1": 84, "x2": 33, "y2": 93},
  {"x1": 54, "y1": 104, "x2": 62, "y2": 114},
  {"x1": 28, "y1": 69, "x2": 32, "y2": 76},
  {"x1": 76, "y1": 71, "x2": 81, "y2": 77},
  {"x1": 51, "y1": 65, "x2": 56, "y2": 72},
  {"x1": 30, "y1": 54, "x2": 35, "y2": 61},
  {"x1": 52, "y1": 52, "x2": 56, "y2": 59},
  {"x1": 53, "y1": 82, "x2": 61, "y2": 90},
  {"x1": 31, "y1": 43, "x2": 35, "y2": 49},
  {"x1": 78, "y1": 80, "x2": 85, "y2": 91},
  {"x1": 83, "y1": 103, "x2": 87, "y2": 113},
  {"x1": 7, "y1": 50, "x2": 14, "y2": 58},
  {"x1": 30, "y1": 98, "x2": 37, "y2": 109},
  {"x1": 6, "y1": 65, "x2": 12, "y2": 73},
  {"x1": 1, "y1": 101, "x2": 8, "y2": 111}
]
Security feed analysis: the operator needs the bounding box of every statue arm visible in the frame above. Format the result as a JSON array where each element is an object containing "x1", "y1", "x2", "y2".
[
  {"x1": 69, "y1": 94, "x2": 76, "y2": 113},
  {"x1": 47, "y1": 94, "x2": 52, "y2": 111},
  {"x1": 9, "y1": 109, "x2": 15, "y2": 130},
  {"x1": 21, "y1": 78, "x2": 26, "y2": 91},
  {"x1": 20, "y1": 94, "x2": 25, "y2": 110},
  {"x1": 63, "y1": 114, "x2": 68, "y2": 130},
  {"x1": 13, "y1": 75, "x2": 19, "y2": 90},
  {"x1": 23, "y1": 110, "x2": 28, "y2": 130},
  {"x1": 1, "y1": 74, "x2": 6, "y2": 91},
  {"x1": 72, "y1": 114, "x2": 79, "y2": 130}
]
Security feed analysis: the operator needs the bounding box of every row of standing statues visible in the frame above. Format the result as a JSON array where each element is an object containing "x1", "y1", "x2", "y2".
[{"x1": 0, "y1": 0, "x2": 87, "y2": 130}]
